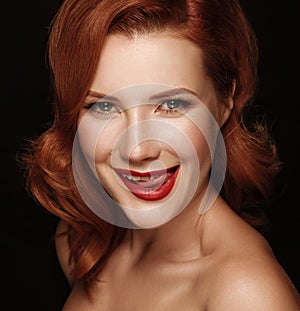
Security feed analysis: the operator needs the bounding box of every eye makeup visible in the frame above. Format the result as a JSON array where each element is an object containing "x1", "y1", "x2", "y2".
[{"x1": 83, "y1": 87, "x2": 199, "y2": 119}]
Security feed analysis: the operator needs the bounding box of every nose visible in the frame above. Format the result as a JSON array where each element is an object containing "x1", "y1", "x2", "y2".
[{"x1": 118, "y1": 107, "x2": 161, "y2": 163}]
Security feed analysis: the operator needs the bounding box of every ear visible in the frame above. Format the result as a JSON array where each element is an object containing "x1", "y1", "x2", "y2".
[
  {"x1": 219, "y1": 80, "x2": 235, "y2": 127},
  {"x1": 227, "y1": 80, "x2": 236, "y2": 110}
]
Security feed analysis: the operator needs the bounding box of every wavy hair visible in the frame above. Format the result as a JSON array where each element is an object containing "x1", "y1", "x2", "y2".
[{"x1": 23, "y1": 0, "x2": 281, "y2": 286}]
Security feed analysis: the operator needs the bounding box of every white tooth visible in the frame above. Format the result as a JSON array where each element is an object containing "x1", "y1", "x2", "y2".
[
  {"x1": 122, "y1": 174, "x2": 133, "y2": 181},
  {"x1": 121, "y1": 173, "x2": 167, "y2": 183},
  {"x1": 136, "y1": 176, "x2": 150, "y2": 181},
  {"x1": 122, "y1": 174, "x2": 146, "y2": 182}
]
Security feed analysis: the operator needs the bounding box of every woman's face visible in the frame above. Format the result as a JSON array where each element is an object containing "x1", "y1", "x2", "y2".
[{"x1": 76, "y1": 32, "x2": 230, "y2": 228}]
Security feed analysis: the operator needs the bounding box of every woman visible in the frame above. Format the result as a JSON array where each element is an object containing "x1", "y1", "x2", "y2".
[{"x1": 24, "y1": 0, "x2": 300, "y2": 309}]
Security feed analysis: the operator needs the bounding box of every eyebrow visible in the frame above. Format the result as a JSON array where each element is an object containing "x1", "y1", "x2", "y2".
[
  {"x1": 86, "y1": 90, "x2": 119, "y2": 102},
  {"x1": 86, "y1": 87, "x2": 200, "y2": 102},
  {"x1": 148, "y1": 87, "x2": 200, "y2": 101}
]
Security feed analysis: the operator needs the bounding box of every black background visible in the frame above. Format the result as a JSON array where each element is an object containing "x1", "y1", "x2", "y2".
[{"x1": 4, "y1": 1, "x2": 299, "y2": 310}]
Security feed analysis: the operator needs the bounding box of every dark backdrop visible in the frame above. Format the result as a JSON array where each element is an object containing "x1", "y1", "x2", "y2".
[{"x1": 4, "y1": 1, "x2": 299, "y2": 310}]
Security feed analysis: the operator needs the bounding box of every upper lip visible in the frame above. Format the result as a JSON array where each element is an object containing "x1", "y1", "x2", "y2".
[{"x1": 114, "y1": 165, "x2": 179, "y2": 177}]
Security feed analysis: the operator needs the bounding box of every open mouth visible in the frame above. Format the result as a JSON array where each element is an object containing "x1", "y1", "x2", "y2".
[{"x1": 114, "y1": 165, "x2": 180, "y2": 201}]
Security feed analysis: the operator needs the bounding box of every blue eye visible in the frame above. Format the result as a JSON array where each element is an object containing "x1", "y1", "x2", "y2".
[
  {"x1": 164, "y1": 100, "x2": 181, "y2": 110},
  {"x1": 84, "y1": 101, "x2": 120, "y2": 119},
  {"x1": 93, "y1": 101, "x2": 114, "y2": 112},
  {"x1": 156, "y1": 99, "x2": 191, "y2": 116}
]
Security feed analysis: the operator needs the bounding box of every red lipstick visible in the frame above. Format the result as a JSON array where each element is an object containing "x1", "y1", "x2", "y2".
[{"x1": 114, "y1": 165, "x2": 180, "y2": 201}]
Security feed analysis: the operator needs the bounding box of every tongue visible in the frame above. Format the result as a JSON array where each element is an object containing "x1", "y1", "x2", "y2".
[{"x1": 135, "y1": 173, "x2": 168, "y2": 189}]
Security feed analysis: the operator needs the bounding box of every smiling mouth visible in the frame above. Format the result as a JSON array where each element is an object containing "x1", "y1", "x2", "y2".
[{"x1": 114, "y1": 165, "x2": 180, "y2": 201}]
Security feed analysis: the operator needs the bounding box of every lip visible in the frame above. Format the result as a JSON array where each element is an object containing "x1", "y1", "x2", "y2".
[{"x1": 114, "y1": 165, "x2": 180, "y2": 201}]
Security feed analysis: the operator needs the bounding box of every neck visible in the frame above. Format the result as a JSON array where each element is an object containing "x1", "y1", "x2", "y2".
[{"x1": 123, "y1": 192, "x2": 209, "y2": 263}]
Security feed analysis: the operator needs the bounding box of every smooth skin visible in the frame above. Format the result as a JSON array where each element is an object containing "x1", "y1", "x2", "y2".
[{"x1": 56, "y1": 32, "x2": 300, "y2": 310}]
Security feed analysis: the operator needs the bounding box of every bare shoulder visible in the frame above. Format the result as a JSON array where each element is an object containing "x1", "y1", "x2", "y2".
[
  {"x1": 207, "y1": 252, "x2": 300, "y2": 310},
  {"x1": 203, "y1": 201, "x2": 300, "y2": 310},
  {"x1": 55, "y1": 219, "x2": 75, "y2": 288}
]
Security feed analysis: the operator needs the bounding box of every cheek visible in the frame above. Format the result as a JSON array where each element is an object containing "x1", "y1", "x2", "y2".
[
  {"x1": 94, "y1": 125, "x2": 124, "y2": 164},
  {"x1": 77, "y1": 115, "x2": 122, "y2": 164},
  {"x1": 181, "y1": 106, "x2": 221, "y2": 167},
  {"x1": 192, "y1": 129, "x2": 210, "y2": 158},
  {"x1": 178, "y1": 121, "x2": 211, "y2": 164}
]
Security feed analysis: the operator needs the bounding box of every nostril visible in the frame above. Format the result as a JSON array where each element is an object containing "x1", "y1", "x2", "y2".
[
  {"x1": 112, "y1": 119, "x2": 164, "y2": 163},
  {"x1": 123, "y1": 140, "x2": 161, "y2": 163}
]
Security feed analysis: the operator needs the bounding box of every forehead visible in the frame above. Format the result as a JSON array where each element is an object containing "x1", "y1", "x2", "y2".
[{"x1": 90, "y1": 32, "x2": 212, "y2": 97}]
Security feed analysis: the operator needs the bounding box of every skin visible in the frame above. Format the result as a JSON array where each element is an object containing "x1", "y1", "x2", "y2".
[
  {"x1": 56, "y1": 32, "x2": 300, "y2": 310},
  {"x1": 76, "y1": 31, "x2": 227, "y2": 228}
]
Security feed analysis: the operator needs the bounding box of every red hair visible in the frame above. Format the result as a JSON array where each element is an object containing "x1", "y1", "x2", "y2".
[{"x1": 23, "y1": 0, "x2": 280, "y2": 286}]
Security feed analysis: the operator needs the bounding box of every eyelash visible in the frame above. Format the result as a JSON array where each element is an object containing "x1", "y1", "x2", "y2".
[
  {"x1": 155, "y1": 99, "x2": 191, "y2": 114},
  {"x1": 84, "y1": 101, "x2": 120, "y2": 118},
  {"x1": 84, "y1": 98, "x2": 192, "y2": 117}
]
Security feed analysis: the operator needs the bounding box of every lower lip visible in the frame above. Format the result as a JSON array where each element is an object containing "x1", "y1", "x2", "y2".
[{"x1": 116, "y1": 166, "x2": 180, "y2": 201}]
